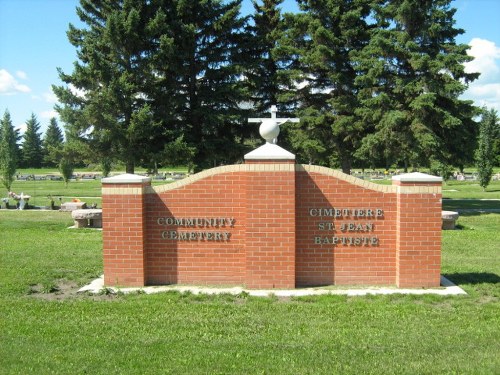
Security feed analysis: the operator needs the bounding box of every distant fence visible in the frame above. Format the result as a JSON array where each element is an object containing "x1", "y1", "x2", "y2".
[
  {"x1": 15, "y1": 172, "x2": 188, "y2": 182},
  {"x1": 15, "y1": 170, "x2": 499, "y2": 182}
]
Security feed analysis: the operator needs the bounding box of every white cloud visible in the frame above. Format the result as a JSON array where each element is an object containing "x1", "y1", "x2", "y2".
[
  {"x1": 466, "y1": 83, "x2": 500, "y2": 111},
  {"x1": 69, "y1": 83, "x2": 86, "y2": 99},
  {"x1": 16, "y1": 70, "x2": 28, "y2": 80},
  {"x1": 468, "y1": 82, "x2": 500, "y2": 97},
  {"x1": 0, "y1": 69, "x2": 31, "y2": 95},
  {"x1": 463, "y1": 38, "x2": 500, "y2": 111},
  {"x1": 43, "y1": 89, "x2": 58, "y2": 103},
  {"x1": 464, "y1": 38, "x2": 500, "y2": 82},
  {"x1": 40, "y1": 110, "x2": 59, "y2": 120},
  {"x1": 15, "y1": 123, "x2": 27, "y2": 135}
]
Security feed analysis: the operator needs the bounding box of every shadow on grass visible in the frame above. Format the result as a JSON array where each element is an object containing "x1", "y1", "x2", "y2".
[
  {"x1": 442, "y1": 199, "x2": 500, "y2": 211},
  {"x1": 456, "y1": 212, "x2": 484, "y2": 218},
  {"x1": 444, "y1": 272, "x2": 500, "y2": 286}
]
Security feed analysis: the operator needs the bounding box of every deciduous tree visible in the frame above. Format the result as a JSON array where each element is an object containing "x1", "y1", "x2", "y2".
[
  {"x1": 476, "y1": 108, "x2": 498, "y2": 191},
  {"x1": 0, "y1": 110, "x2": 18, "y2": 192}
]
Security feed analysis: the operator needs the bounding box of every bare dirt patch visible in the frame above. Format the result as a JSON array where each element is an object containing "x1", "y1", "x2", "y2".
[{"x1": 28, "y1": 279, "x2": 118, "y2": 301}]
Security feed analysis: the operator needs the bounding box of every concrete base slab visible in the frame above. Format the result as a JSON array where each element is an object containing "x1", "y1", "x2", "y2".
[
  {"x1": 67, "y1": 226, "x2": 102, "y2": 230},
  {"x1": 79, "y1": 276, "x2": 467, "y2": 297}
]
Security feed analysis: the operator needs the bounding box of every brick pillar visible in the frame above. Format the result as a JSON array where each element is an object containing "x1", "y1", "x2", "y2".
[
  {"x1": 244, "y1": 144, "x2": 296, "y2": 288},
  {"x1": 393, "y1": 172, "x2": 442, "y2": 287},
  {"x1": 101, "y1": 174, "x2": 151, "y2": 287}
]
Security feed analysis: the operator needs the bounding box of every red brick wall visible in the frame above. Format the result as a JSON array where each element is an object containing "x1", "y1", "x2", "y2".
[
  {"x1": 102, "y1": 165, "x2": 442, "y2": 288},
  {"x1": 394, "y1": 181, "x2": 442, "y2": 287},
  {"x1": 295, "y1": 168, "x2": 397, "y2": 286},
  {"x1": 245, "y1": 164, "x2": 295, "y2": 288},
  {"x1": 102, "y1": 182, "x2": 148, "y2": 287},
  {"x1": 146, "y1": 171, "x2": 247, "y2": 286}
]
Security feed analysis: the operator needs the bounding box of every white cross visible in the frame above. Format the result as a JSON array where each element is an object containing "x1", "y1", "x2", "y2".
[{"x1": 248, "y1": 105, "x2": 300, "y2": 144}]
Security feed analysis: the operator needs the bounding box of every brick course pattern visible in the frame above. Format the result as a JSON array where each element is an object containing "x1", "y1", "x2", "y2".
[{"x1": 102, "y1": 165, "x2": 442, "y2": 288}]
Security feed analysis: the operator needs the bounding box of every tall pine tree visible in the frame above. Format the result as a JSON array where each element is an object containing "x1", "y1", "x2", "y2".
[
  {"x1": 277, "y1": 0, "x2": 373, "y2": 172},
  {"x1": 245, "y1": 0, "x2": 287, "y2": 116},
  {"x1": 54, "y1": 0, "x2": 249, "y2": 173},
  {"x1": 354, "y1": 0, "x2": 479, "y2": 171},
  {"x1": 153, "y1": 0, "x2": 248, "y2": 171},
  {"x1": 21, "y1": 113, "x2": 43, "y2": 168},
  {"x1": 0, "y1": 110, "x2": 18, "y2": 192},
  {"x1": 53, "y1": 0, "x2": 166, "y2": 174},
  {"x1": 42, "y1": 117, "x2": 64, "y2": 167}
]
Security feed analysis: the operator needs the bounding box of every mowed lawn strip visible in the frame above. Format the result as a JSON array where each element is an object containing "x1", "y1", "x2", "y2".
[
  {"x1": 5, "y1": 172, "x2": 499, "y2": 208},
  {"x1": 0, "y1": 212, "x2": 499, "y2": 374}
]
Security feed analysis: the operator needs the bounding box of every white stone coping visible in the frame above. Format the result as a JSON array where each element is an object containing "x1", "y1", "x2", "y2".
[
  {"x1": 102, "y1": 173, "x2": 151, "y2": 184},
  {"x1": 244, "y1": 143, "x2": 296, "y2": 160},
  {"x1": 300, "y1": 165, "x2": 395, "y2": 193},
  {"x1": 149, "y1": 164, "x2": 441, "y2": 195},
  {"x1": 392, "y1": 172, "x2": 442, "y2": 182},
  {"x1": 71, "y1": 209, "x2": 102, "y2": 219},
  {"x1": 95, "y1": 166, "x2": 440, "y2": 196},
  {"x1": 79, "y1": 276, "x2": 466, "y2": 297},
  {"x1": 152, "y1": 164, "x2": 297, "y2": 194},
  {"x1": 442, "y1": 211, "x2": 459, "y2": 220}
]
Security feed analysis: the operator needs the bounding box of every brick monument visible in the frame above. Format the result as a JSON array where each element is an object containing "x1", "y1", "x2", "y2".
[{"x1": 102, "y1": 108, "x2": 442, "y2": 289}]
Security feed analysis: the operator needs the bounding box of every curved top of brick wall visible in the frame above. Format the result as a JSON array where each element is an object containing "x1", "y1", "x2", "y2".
[
  {"x1": 151, "y1": 164, "x2": 295, "y2": 194},
  {"x1": 150, "y1": 164, "x2": 405, "y2": 195},
  {"x1": 98, "y1": 164, "x2": 439, "y2": 196},
  {"x1": 298, "y1": 165, "x2": 397, "y2": 193}
]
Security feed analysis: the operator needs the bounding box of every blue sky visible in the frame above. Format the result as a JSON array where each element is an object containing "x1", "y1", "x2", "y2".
[{"x1": 0, "y1": 0, "x2": 499, "y2": 136}]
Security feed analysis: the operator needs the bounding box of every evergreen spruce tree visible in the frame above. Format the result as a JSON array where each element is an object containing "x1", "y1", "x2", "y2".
[
  {"x1": 476, "y1": 108, "x2": 498, "y2": 191},
  {"x1": 53, "y1": 0, "x2": 166, "y2": 174},
  {"x1": 153, "y1": 0, "x2": 248, "y2": 171},
  {"x1": 0, "y1": 110, "x2": 18, "y2": 192},
  {"x1": 42, "y1": 117, "x2": 64, "y2": 167},
  {"x1": 245, "y1": 0, "x2": 287, "y2": 116},
  {"x1": 354, "y1": 0, "x2": 479, "y2": 171},
  {"x1": 277, "y1": 0, "x2": 373, "y2": 172},
  {"x1": 54, "y1": 0, "x2": 248, "y2": 173},
  {"x1": 21, "y1": 113, "x2": 43, "y2": 168}
]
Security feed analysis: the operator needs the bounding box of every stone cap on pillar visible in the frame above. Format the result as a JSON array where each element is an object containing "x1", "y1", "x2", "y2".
[
  {"x1": 244, "y1": 143, "x2": 296, "y2": 161},
  {"x1": 101, "y1": 173, "x2": 152, "y2": 184},
  {"x1": 392, "y1": 172, "x2": 442, "y2": 183}
]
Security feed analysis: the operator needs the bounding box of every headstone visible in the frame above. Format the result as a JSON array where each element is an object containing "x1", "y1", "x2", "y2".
[
  {"x1": 60, "y1": 201, "x2": 87, "y2": 212},
  {"x1": 442, "y1": 211, "x2": 459, "y2": 230},
  {"x1": 72, "y1": 209, "x2": 103, "y2": 228}
]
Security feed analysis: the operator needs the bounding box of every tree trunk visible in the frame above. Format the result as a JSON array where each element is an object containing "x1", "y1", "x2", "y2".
[
  {"x1": 340, "y1": 157, "x2": 351, "y2": 175},
  {"x1": 126, "y1": 160, "x2": 134, "y2": 175}
]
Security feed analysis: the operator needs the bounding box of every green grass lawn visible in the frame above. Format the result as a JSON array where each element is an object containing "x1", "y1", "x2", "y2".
[
  {"x1": 7, "y1": 179, "x2": 103, "y2": 207},
  {"x1": 4, "y1": 173, "x2": 182, "y2": 208},
  {"x1": 0, "y1": 211, "x2": 499, "y2": 374},
  {"x1": 4, "y1": 170, "x2": 500, "y2": 209},
  {"x1": 442, "y1": 179, "x2": 500, "y2": 199}
]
